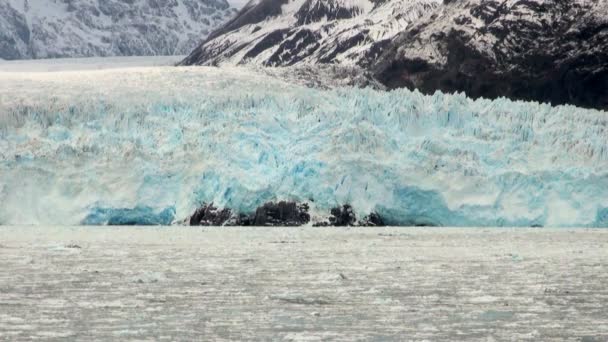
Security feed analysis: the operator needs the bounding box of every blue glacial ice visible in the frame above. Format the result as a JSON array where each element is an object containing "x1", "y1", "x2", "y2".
[
  {"x1": 0, "y1": 66, "x2": 607, "y2": 226},
  {"x1": 82, "y1": 206, "x2": 176, "y2": 226}
]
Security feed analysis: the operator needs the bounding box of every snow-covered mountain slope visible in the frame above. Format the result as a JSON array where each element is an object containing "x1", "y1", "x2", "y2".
[
  {"x1": 373, "y1": 0, "x2": 608, "y2": 110},
  {"x1": 0, "y1": 0, "x2": 237, "y2": 60},
  {"x1": 180, "y1": 0, "x2": 441, "y2": 67},
  {"x1": 182, "y1": 0, "x2": 608, "y2": 110},
  {"x1": 227, "y1": 0, "x2": 250, "y2": 8},
  {"x1": 1, "y1": 59, "x2": 607, "y2": 226}
]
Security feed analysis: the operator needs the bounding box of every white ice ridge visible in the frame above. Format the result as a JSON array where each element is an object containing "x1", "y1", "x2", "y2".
[{"x1": 0, "y1": 63, "x2": 607, "y2": 226}]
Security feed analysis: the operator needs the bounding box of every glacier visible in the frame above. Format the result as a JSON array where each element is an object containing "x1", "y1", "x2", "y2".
[{"x1": 0, "y1": 61, "x2": 607, "y2": 227}]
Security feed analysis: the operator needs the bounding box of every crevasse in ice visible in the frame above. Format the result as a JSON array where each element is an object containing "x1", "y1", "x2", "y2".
[{"x1": 0, "y1": 66, "x2": 607, "y2": 226}]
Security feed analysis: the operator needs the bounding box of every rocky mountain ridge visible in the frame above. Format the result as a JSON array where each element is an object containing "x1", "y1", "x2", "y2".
[
  {"x1": 180, "y1": 0, "x2": 442, "y2": 67},
  {"x1": 0, "y1": 0, "x2": 237, "y2": 60},
  {"x1": 374, "y1": 0, "x2": 608, "y2": 109},
  {"x1": 183, "y1": 0, "x2": 608, "y2": 110}
]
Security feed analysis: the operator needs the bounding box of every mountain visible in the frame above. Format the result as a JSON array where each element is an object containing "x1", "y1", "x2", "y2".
[
  {"x1": 180, "y1": 0, "x2": 442, "y2": 67},
  {"x1": 373, "y1": 0, "x2": 608, "y2": 110},
  {"x1": 182, "y1": 0, "x2": 608, "y2": 110},
  {"x1": 0, "y1": 0, "x2": 238, "y2": 60}
]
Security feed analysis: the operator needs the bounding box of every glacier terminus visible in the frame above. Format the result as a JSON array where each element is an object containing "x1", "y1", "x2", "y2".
[{"x1": 0, "y1": 59, "x2": 606, "y2": 227}]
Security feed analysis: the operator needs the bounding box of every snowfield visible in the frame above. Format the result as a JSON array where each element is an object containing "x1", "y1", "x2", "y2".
[{"x1": 0, "y1": 58, "x2": 607, "y2": 226}]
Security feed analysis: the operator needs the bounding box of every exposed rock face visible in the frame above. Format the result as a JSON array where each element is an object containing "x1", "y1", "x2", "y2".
[
  {"x1": 188, "y1": 201, "x2": 387, "y2": 227},
  {"x1": 359, "y1": 212, "x2": 385, "y2": 227},
  {"x1": 373, "y1": 0, "x2": 608, "y2": 110},
  {"x1": 328, "y1": 205, "x2": 357, "y2": 226},
  {"x1": 251, "y1": 201, "x2": 310, "y2": 226},
  {"x1": 180, "y1": 0, "x2": 441, "y2": 67},
  {"x1": 0, "y1": 0, "x2": 237, "y2": 60},
  {"x1": 313, "y1": 205, "x2": 356, "y2": 227},
  {"x1": 190, "y1": 203, "x2": 232, "y2": 226},
  {"x1": 313, "y1": 205, "x2": 385, "y2": 227},
  {"x1": 182, "y1": 0, "x2": 608, "y2": 110},
  {"x1": 189, "y1": 201, "x2": 310, "y2": 226}
]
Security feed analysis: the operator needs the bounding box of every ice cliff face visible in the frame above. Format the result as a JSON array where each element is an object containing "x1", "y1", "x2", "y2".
[
  {"x1": 180, "y1": 0, "x2": 442, "y2": 67},
  {"x1": 0, "y1": 0, "x2": 237, "y2": 60},
  {"x1": 1, "y1": 62, "x2": 607, "y2": 227},
  {"x1": 182, "y1": 0, "x2": 608, "y2": 110}
]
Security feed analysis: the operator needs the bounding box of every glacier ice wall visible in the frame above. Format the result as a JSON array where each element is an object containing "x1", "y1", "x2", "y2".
[{"x1": 0, "y1": 65, "x2": 607, "y2": 226}]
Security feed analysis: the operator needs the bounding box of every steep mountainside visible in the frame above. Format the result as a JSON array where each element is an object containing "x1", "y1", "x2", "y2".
[
  {"x1": 374, "y1": 0, "x2": 608, "y2": 109},
  {"x1": 180, "y1": 0, "x2": 442, "y2": 67},
  {"x1": 183, "y1": 0, "x2": 608, "y2": 110},
  {"x1": 0, "y1": 0, "x2": 237, "y2": 60}
]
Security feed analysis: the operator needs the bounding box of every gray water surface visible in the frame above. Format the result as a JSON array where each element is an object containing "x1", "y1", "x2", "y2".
[{"x1": 0, "y1": 227, "x2": 607, "y2": 341}]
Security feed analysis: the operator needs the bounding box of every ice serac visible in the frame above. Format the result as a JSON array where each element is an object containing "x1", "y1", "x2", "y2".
[
  {"x1": 180, "y1": 0, "x2": 441, "y2": 67},
  {"x1": 0, "y1": 0, "x2": 238, "y2": 60},
  {"x1": 0, "y1": 65, "x2": 607, "y2": 227}
]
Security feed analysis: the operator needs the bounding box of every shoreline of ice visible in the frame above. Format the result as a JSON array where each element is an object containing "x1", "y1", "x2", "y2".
[
  {"x1": 0, "y1": 56, "x2": 185, "y2": 72},
  {"x1": 1, "y1": 58, "x2": 607, "y2": 227}
]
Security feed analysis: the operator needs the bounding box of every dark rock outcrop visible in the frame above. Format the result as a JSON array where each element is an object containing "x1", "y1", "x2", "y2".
[
  {"x1": 189, "y1": 201, "x2": 310, "y2": 226},
  {"x1": 188, "y1": 201, "x2": 392, "y2": 227},
  {"x1": 251, "y1": 201, "x2": 311, "y2": 226},
  {"x1": 314, "y1": 205, "x2": 357, "y2": 227},
  {"x1": 189, "y1": 202, "x2": 232, "y2": 226},
  {"x1": 329, "y1": 205, "x2": 357, "y2": 226},
  {"x1": 373, "y1": 0, "x2": 608, "y2": 110},
  {"x1": 359, "y1": 212, "x2": 385, "y2": 227},
  {"x1": 314, "y1": 205, "x2": 386, "y2": 227},
  {"x1": 181, "y1": 0, "x2": 608, "y2": 110}
]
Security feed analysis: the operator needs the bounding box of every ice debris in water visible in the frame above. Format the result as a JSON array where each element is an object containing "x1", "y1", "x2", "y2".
[{"x1": 0, "y1": 66, "x2": 607, "y2": 226}]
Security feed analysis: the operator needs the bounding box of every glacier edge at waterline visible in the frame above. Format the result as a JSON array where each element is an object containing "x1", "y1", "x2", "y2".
[{"x1": 0, "y1": 65, "x2": 607, "y2": 227}]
